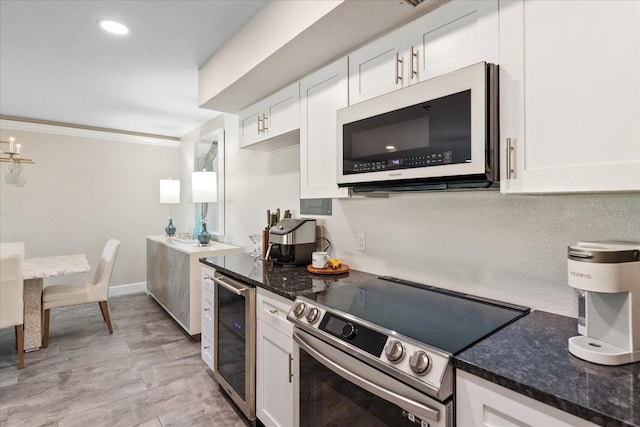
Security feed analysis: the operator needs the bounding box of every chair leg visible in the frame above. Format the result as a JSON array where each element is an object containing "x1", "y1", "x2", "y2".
[
  {"x1": 99, "y1": 301, "x2": 113, "y2": 334},
  {"x1": 16, "y1": 324, "x2": 24, "y2": 369},
  {"x1": 43, "y1": 308, "x2": 50, "y2": 348}
]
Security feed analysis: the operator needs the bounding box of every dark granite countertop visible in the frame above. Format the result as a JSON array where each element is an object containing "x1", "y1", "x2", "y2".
[
  {"x1": 200, "y1": 255, "x2": 639, "y2": 426},
  {"x1": 200, "y1": 254, "x2": 376, "y2": 300},
  {"x1": 454, "y1": 310, "x2": 640, "y2": 427}
]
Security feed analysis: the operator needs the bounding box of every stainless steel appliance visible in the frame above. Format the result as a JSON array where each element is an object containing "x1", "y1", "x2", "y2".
[
  {"x1": 212, "y1": 272, "x2": 256, "y2": 420},
  {"x1": 567, "y1": 241, "x2": 640, "y2": 365},
  {"x1": 337, "y1": 62, "x2": 499, "y2": 192},
  {"x1": 266, "y1": 218, "x2": 316, "y2": 266},
  {"x1": 288, "y1": 276, "x2": 528, "y2": 426}
]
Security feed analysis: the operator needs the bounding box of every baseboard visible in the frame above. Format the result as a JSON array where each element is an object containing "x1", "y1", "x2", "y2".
[{"x1": 109, "y1": 282, "x2": 146, "y2": 297}]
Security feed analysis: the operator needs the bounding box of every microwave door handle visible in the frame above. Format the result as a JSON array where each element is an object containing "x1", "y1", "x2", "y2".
[
  {"x1": 211, "y1": 275, "x2": 248, "y2": 296},
  {"x1": 294, "y1": 331, "x2": 440, "y2": 422}
]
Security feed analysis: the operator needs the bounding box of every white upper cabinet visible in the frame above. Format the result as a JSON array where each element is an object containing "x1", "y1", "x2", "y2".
[
  {"x1": 407, "y1": 0, "x2": 499, "y2": 83},
  {"x1": 239, "y1": 82, "x2": 300, "y2": 151},
  {"x1": 500, "y1": 0, "x2": 640, "y2": 193},
  {"x1": 348, "y1": 30, "x2": 407, "y2": 105},
  {"x1": 349, "y1": 0, "x2": 499, "y2": 105},
  {"x1": 300, "y1": 58, "x2": 350, "y2": 199}
]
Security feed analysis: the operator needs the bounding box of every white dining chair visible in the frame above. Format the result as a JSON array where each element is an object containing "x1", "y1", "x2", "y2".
[
  {"x1": 0, "y1": 254, "x2": 25, "y2": 369},
  {"x1": 0, "y1": 241, "x2": 25, "y2": 258},
  {"x1": 42, "y1": 239, "x2": 120, "y2": 348}
]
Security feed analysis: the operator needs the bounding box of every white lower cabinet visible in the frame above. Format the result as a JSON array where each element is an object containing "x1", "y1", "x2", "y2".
[
  {"x1": 201, "y1": 266, "x2": 215, "y2": 370},
  {"x1": 456, "y1": 370, "x2": 598, "y2": 427},
  {"x1": 256, "y1": 288, "x2": 294, "y2": 427}
]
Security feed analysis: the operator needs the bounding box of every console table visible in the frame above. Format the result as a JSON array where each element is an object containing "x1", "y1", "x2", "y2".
[{"x1": 146, "y1": 236, "x2": 242, "y2": 336}]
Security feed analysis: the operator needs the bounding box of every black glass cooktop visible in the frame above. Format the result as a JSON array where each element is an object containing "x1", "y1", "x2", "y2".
[{"x1": 308, "y1": 276, "x2": 529, "y2": 355}]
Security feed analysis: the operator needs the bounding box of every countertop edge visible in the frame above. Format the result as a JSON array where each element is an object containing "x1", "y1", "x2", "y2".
[{"x1": 199, "y1": 257, "x2": 301, "y2": 300}]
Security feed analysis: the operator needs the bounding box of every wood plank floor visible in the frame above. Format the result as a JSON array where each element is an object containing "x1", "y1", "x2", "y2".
[{"x1": 0, "y1": 293, "x2": 247, "y2": 427}]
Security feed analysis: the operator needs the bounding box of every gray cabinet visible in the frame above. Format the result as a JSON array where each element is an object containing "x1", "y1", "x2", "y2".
[{"x1": 146, "y1": 236, "x2": 242, "y2": 335}]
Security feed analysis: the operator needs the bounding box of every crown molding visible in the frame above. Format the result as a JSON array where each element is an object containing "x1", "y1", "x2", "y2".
[{"x1": 0, "y1": 117, "x2": 180, "y2": 148}]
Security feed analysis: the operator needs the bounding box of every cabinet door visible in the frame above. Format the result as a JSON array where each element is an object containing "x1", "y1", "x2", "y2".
[
  {"x1": 408, "y1": 0, "x2": 499, "y2": 84},
  {"x1": 201, "y1": 269, "x2": 215, "y2": 369},
  {"x1": 456, "y1": 370, "x2": 598, "y2": 426},
  {"x1": 256, "y1": 320, "x2": 293, "y2": 427},
  {"x1": 348, "y1": 29, "x2": 407, "y2": 105},
  {"x1": 300, "y1": 58, "x2": 350, "y2": 199},
  {"x1": 239, "y1": 104, "x2": 265, "y2": 148},
  {"x1": 500, "y1": 0, "x2": 640, "y2": 193},
  {"x1": 201, "y1": 323, "x2": 214, "y2": 370},
  {"x1": 264, "y1": 82, "x2": 300, "y2": 139}
]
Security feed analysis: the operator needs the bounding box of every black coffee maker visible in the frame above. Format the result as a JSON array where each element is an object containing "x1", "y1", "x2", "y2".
[{"x1": 266, "y1": 218, "x2": 316, "y2": 266}]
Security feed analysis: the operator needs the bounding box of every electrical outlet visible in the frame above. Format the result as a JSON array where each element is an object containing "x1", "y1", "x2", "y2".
[{"x1": 356, "y1": 232, "x2": 366, "y2": 251}]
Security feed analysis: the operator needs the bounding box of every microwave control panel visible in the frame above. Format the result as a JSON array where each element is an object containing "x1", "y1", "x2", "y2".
[{"x1": 351, "y1": 151, "x2": 453, "y2": 173}]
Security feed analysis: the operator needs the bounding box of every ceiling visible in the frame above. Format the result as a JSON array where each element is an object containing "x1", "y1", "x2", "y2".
[{"x1": 0, "y1": 0, "x2": 266, "y2": 139}]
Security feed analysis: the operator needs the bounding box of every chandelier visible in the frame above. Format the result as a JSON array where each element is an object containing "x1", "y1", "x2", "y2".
[{"x1": 0, "y1": 137, "x2": 35, "y2": 187}]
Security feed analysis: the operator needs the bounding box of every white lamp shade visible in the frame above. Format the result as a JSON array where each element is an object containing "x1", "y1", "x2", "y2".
[
  {"x1": 160, "y1": 179, "x2": 180, "y2": 204},
  {"x1": 192, "y1": 171, "x2": 217, "y2": 203}
]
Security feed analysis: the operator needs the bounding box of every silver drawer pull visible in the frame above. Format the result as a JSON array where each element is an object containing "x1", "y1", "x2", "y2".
[
  {"x1": 211, "y1": 274, "x2": 248, "y2": 296},
  {"x1": 269, "y1": 308, "x2": 278, "y2": 315},
  {"x1": 203, "y1": 346, "x2": 210, "y2": 350},
  {"x1": 204, "y1": 308, "x2": 210, "y2": 312}
]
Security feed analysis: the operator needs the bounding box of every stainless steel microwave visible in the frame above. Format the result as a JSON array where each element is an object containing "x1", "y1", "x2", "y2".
[{"x1": 337, "y1": 62, "x2": 499, "y2": 192}]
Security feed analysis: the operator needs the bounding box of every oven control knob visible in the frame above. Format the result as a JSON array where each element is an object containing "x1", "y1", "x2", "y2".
[
  {"x1": 384, "y1": 340, "x2": 405, "y2": 363},
  {"x1": 293, "y1": 302, "x2": 307, "y2": 318},
  {"x1": 306, "y1": 307, "x2": 320, "y2": 324},
  {"x1": 341, "y1": 323, "x2": 357, "y2": 339},
  {"x1": 409, "y1": 351, "x2": 431, "y2": 375}
]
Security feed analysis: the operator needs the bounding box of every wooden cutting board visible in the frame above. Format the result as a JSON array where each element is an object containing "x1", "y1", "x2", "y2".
[{"x1": 306, "y1": 264, "x2": 350, "y2": 275}]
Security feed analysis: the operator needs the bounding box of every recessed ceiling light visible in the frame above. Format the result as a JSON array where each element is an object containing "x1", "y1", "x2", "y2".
[{"x1": 98, "y1": 20, "x2": 129, "y2": 35}]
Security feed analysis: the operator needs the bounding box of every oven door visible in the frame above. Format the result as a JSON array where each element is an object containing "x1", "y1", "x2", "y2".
[
  {"x1": 293, "y1": 328, "x2": 452, "y2": 427},
  {"x1": 212, "y1": 273, "x2": 256, "y2": 421}
]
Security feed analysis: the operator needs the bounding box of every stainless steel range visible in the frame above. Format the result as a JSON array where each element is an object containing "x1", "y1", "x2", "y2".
[{"x1": 287, "y1": 276, "x2": 529, "y2": 427}]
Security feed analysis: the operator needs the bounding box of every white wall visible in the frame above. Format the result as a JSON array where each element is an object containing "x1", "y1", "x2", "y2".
[
  {"x1": 214, "y1": 118, "x2": 640, "y2": 318},
  {"x1": 0, "y1": 125, "x2": 180, "y2": 289}
]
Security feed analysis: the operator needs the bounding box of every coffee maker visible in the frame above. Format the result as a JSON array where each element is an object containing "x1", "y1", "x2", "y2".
[
  {"x1": 567, "y1": 241, "x2": 640, "y2": 365},
  {"x1": 266, "y1": 218, "x2": 316, "y2": 266}
]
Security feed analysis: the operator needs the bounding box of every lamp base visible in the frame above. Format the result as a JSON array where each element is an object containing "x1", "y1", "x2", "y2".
[
  {"x1": 197, "y1": 222, "x2": 211, "y2": 246},
  {"x1": 165, "y1": 218, "x2": 176, "y2": 236}
]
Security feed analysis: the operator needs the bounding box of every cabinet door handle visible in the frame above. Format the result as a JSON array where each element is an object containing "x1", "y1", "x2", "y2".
[
  {"x1": 269, "y1": 308, "x2": 278, "y2": 315},
  {"x1": 411, "y1": 46, "x2": 418, "y2": 79},
  {"x1": 262, "y1": 114, "x2": 268, "y2": 132},
  {"x1": 204, "y1": 345, "x2": 210, "y2": 350},
  {"x1": 257, "y1": 115, "x2": 263, "y2": 134},
  {"x1": 288, "y1": 354, "x2": 293, "y2": 383},
  {"x1": 204, "y1": 308, "x2": 210, "y2": 312},
  {"x1": 395, "y1": 52, "x2": 403, "y2": 84},
  {"x1": 506, "y1": 138, "x2": 515, "y2": 180}
]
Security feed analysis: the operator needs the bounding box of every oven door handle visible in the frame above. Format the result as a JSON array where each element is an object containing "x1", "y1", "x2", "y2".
[
  {"x1": 211, "y1": 274, "x2": 248, "y2": 296},
  {"x1": 294, "y1": 331, "x2": 440, "y2": 422}
]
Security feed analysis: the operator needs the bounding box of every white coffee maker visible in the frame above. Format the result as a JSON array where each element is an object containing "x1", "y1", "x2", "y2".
[{"x1": 567, "y1": 241, "x2": 640, "y2": 365}]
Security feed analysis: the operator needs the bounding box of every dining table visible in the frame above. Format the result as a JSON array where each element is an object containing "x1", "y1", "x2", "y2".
[{"x1": 22, "y1": 254, "x2": 91, "y2": 351}]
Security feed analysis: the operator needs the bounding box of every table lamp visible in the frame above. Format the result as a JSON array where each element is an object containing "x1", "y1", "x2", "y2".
[
  {"x1": 160, "y1": 178, "x2": 180, "y2": 236},
  {"x1": 192, "y1": 170, "x2": 217, "y2": 246}
]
